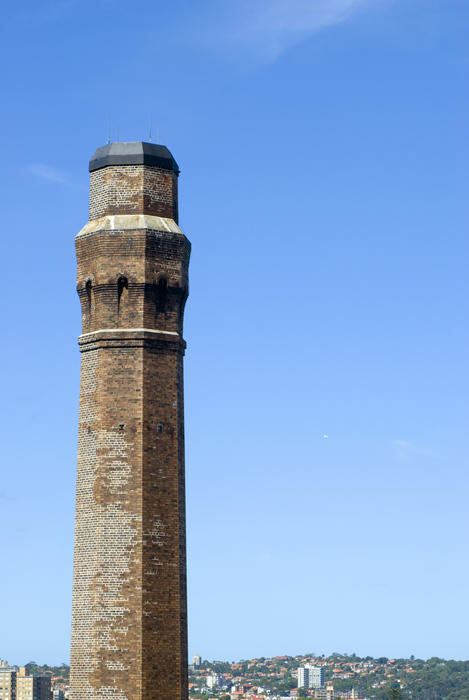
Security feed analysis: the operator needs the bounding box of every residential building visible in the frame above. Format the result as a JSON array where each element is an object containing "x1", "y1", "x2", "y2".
[
  {"x1": 298, "y1": 664, "x2": 325, "y2": 689},
  {"x1": 16, "y1": 667, "x2": 51, "y2": 700},
  {"x1": 298, "y1": 666, "x2": 308, "y2": 689},
  {"x1": 0, "y1": 664, "x2": 16, "y2": 700},
  {"x1": 206, "y1": 674, "x2": 220, "y2": 689},
  {"x1": 311, "y1": 684, "x2": 334, "y2": 700}
]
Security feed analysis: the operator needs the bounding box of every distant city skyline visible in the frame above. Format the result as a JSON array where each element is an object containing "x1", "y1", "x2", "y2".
[{"x1": 3, "y1": 653, "x2": 464, "y2": 699}]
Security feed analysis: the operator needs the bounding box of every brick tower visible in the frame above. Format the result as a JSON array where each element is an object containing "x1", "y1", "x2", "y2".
[{"x1": 70, "y1": 142, "x2": 190, "y2": 700}]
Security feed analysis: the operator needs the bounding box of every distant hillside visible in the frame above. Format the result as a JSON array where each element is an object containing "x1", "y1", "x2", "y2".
[
  {"x1": 189, "y1": 653, "x2": 469, "y2": 699},
  {"x1": 23, "y1": 662, "x2": 69, "y2": 680},
  {"x1": 14, "y1": 654, "x2": 469, "y2": 699}
]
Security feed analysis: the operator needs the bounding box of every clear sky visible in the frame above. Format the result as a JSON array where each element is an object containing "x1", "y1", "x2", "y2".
[{"x1": 1, "y1": 0, "x2": 468, "y2": 666}]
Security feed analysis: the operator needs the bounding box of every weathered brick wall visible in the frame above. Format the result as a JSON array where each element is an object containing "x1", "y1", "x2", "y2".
[
  {"x1": 71, "y1": 155, "x2": 190, "y2": 700},
  {"x1": 89, "y1": 166, "x2": 178, "y2": 223},
  {"x1": 75, "y1": 228, "x2": 189, "y2": 335}
]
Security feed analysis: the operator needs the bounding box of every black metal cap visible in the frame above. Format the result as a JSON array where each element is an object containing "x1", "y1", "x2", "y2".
[{"x1": 89, "y1": 142, "x2": 180, "y2": 174}]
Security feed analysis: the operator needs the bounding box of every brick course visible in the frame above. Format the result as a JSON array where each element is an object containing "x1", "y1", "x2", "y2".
[
  {"x1": 89, "y1": 166, "x2": 178, "y2": 223},
  {"x1": 70, "y1": 149, "x2": 190, "y2": 700}
]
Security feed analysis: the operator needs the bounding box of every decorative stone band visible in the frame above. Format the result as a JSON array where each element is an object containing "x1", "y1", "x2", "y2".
[
  {"x1": 77, "y1": 214, "x2": 184, "y2": 238},
  {"x1": 78, "y1": 328, "x2": 186, "y2": 353}
]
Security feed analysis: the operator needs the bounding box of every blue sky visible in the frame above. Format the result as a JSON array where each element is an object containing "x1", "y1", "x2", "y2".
[{"x1": 1, "y1": 0, "x2": 468, "y2": 666}]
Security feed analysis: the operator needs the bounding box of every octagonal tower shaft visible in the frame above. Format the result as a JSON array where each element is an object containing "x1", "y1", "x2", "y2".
[{"x1": 70, "y1": 143, "x2": 190, "y2": 700}]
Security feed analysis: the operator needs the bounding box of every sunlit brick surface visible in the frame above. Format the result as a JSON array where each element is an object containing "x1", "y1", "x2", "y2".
[
  {"x1": 89, "y1": 166, "x2": 178, "y2": 222},
  {"x1": 70, "y1": 149, "x2": 190, "y2": 700}
]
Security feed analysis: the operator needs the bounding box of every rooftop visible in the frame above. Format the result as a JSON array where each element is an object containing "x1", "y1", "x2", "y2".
[{"x1": 89, "y1": 141, "x2": 179, "y2": 173}]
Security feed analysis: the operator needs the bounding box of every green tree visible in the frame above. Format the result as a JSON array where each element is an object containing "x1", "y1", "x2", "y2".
[{"x1": 25, "y1": 663, "x2": 40, "y2": 676}]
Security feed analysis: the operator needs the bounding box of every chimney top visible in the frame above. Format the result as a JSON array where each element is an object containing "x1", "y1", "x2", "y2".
[{"x1": 89, "y1": 142, "x2": 179, "y2": 174}]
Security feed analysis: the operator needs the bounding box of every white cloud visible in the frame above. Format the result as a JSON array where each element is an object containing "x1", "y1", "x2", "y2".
[
  {"x1": 191, "y1": 0, "x2": 381, "y2": 64},
  {"x1": 28, "y1": 163, "x2": 71, "y2": 186}
]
